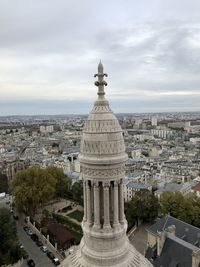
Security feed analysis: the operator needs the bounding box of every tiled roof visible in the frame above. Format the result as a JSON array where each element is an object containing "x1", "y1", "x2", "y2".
[
  {"x1": 147, "y1": 215, "x2": 200, "y2": 248},
  {"x1": 192, "y1": 183, "x2": 200, "y2": 191},
  {"x1": 155, "y1": 182, "x2": 191, "y2": 193},
  {"x1": 127, "y1": 182, "x2": 150, "y2": 190},
  {"x1": 154, "y1": 235, "x2": 193, "y2": 267}
]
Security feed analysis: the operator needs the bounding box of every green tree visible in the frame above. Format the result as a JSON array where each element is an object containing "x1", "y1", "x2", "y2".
[
  {"x1": 12, "y1": 166, "x2": 56, "y2": 216},
  {"x1": 46, "y1": 166, "x2": 71, "y2": 198},
  {"x1": 191, "y1": 203, "x2": 200, "y2": 227},
  {"x1": 0, "y1": 208, "x2": 23, "y2": 265},
  {"x1": 160, "y1": 192, "x2": 185, "y2": 218},
  {"x1": 71, "y1": 181, "x2": 83, "y2": 205},
  {"x1": 160, "y1": 192, "x2": 200, "y2": 227},
  {"x1": 125, "y1": 191, "x2": 160, "y2": 230},
  {"x1": 0, "y1": 172, "x2": 9, "y2": 193}
]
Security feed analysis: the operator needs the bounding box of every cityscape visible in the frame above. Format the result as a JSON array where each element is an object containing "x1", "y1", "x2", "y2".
[
  {"x1": 1, "y1": 99, "x2": 200, "y2": 266},
  {"x1": 1, "y1": 1, "x2": 200, "y2": 267}
]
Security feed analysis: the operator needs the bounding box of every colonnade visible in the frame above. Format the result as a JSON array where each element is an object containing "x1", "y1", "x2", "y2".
[{"x1": 83, "y1": 179, "x2": 124, "y2": 229}]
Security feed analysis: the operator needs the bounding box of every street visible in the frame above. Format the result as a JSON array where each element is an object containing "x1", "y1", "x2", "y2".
[
  {"x1": 17, "y1": 222, "x2": 56, "y2": 267},
  {"x1": 0, "y1": 196, "x2": 57, "y2": 267},
  {"x1": 0, "y1": 195, "x2": 11, "y2": 209},
  {"x1": 129, "y1": 223, "x2": 150, "y2": 255}
]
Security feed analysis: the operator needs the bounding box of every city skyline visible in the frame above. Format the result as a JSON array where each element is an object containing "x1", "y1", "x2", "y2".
[{"x1": 1, "y1": 0, "x2": 200, "y2": 115}]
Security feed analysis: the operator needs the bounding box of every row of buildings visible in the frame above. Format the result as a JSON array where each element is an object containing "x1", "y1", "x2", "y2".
[{"x1": 1, "y1": 112, "x2": 200, "y2": 200}]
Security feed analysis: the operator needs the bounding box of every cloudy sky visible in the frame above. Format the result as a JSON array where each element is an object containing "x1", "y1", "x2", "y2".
[{"x1": 0, "y1": 0, "x2": 200, "y2": 115}]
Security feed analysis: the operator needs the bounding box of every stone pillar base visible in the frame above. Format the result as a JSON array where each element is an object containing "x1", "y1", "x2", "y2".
[{"x1": 60, "y1": 241, "x2": 153, "y2": 267}]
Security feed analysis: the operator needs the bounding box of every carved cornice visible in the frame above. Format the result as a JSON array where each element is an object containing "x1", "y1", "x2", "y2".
[{"x1": 81, "y1": 166, "x2": 125, "y2": 179}]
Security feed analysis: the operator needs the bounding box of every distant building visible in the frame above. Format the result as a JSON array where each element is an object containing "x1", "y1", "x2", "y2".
[
  {"x1": 46, "y1": 125, "x2": 54, "y2": 133},
  {"x1": 135, "y1": 118, "x2": 143, "y2": 128},
  {"x1": 151, "y1": 117, "x2": 157, "y2": 127},
  {"x1": 123, "y1": 181, "x2": 152, "y2": 202},
  {"x1": 40, "y1": 125, "x2": 46, "y2": 133},
  {"x1": 40, "y1": 125, "x2": 54, "y2": 134},
  {"x1": 151, "y1": 129, "x2": 173, "y2": 139},
  {"x1": 155, "y1": 182, "x2": 191, "y2": 200}
]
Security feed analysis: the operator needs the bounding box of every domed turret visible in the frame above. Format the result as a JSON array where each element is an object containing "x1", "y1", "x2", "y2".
[{"x1": 61, "y1": 63, "x2": 153, "y2": 267}]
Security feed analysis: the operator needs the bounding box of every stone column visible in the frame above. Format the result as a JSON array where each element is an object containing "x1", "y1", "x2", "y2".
[
  {"x1": 93, "y1": 181, "x2": 100, "y2": 229},
  {"x1": 86, "y1": 181, "x2": 92, "y2": 225},
  {"x1": 119, "y1": 179, "x2": 124, "y2": 224},
  {"x1": 83, "y1": 180, "x2": 87, "y2": 222},
  {"x1": 103, "y1": 182, "x2": 111, "y2": 230},
  {"x1": 90, "y1": 181, "x2": 94, "y2": 222},
  {"x1": 113, "y1": 181, "x2": 119, "y2": 227},
  {"x1": 110, "y1": 182, "x2": 114, "y2": 222}
]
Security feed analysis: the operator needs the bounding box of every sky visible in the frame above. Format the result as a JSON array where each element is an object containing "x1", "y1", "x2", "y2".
[{"x1": 0, "y1": 0, "x2": 200, "y2": 115}]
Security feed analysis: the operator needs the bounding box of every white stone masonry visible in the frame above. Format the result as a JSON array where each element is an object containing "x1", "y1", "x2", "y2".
[{"x1": 61, "y1": 62, "x2": 152, "y2": 267}]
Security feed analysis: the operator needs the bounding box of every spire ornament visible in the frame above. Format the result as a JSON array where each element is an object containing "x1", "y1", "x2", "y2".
[{"x1": 94, "y1": 61, "x2": 108, "y2": 98}]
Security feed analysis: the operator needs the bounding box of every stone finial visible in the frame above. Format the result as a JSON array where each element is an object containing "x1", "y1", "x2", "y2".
[
  {"x1": 94, "y1": 61, "x2": 108, "y2": 98},
  {"x1": 98, "y1": 60, "x2": 104, "y2": 74}
]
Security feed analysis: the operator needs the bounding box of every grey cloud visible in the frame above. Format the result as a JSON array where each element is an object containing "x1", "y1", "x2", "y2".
[
  {"x1": 94, "y1": 21, "x2": 200, "y2": 94},
  {"x1": 0, "y1": 0, "x2": 200, "y2": 114}
]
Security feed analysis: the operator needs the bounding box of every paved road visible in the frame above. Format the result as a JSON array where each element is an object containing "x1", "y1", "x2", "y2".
[
  {"x1": 0, "y1": 195, "x2": 11, "y2": 209},
  {"x1": 129, "y1": 223, "x2": 150, "y2": 255},
  {"x1": 17, "y1": 222, "x2": 56, "y2": 267},
  {"x1": 0, "y1": 196, "x2": 60, "y2": 266}
]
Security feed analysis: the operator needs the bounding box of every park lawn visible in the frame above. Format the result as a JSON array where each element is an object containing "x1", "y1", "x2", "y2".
[{"x1": 67, "y1": 210, "x2": 84, "y2": 222}]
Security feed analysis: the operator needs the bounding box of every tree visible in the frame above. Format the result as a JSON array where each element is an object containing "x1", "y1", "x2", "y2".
[
  {"x1": 0, "y1": 172, "x2": 9, "y2": 193},
  {"x1": 160, "y1": 192, "x2": 184, "y2": 217},
  {"x1": 71, "y1": 181, "x2": 83, "y2": 205},
  {"x1": 12, "y1": 166, "x2": 56, "y2": 216},
  {"x1": 125, "y1": 191, "x2": 160, "y2": 230},
  {"x1": 160, "y1": 192, "x2": 200, "y2": 227},
  {"x1": 191, "y1": 201, "x2": 200, "y2": 227},
  {"x1": 46, "y1": 166, "x2": 71, "y2": 198},
  {"x1": 0, "y1": 208, "x2": 23, "y2": 265}
]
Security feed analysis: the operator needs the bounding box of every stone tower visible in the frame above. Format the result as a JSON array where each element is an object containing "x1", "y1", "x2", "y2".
[{"x1": 61, "y1": 62, "x2": 153, "y2": 267}]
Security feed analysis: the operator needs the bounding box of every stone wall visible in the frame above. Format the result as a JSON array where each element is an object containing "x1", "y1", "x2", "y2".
[{"x1": 27, "y1": 217, "x2": 64, "y2": 260}]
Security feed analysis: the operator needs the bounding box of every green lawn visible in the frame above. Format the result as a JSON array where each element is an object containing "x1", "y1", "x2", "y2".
[{"x1": 67, "y1": 210, "x2": 84, "y2": 222}]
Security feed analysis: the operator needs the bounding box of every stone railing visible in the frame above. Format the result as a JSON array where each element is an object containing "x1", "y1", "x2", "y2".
[
  {"x1": 26, "y1": 217, "x2": 64, "y2": 260},
  {"x1": 127, "y1": 225, "x2": 137, "y2": 237}
]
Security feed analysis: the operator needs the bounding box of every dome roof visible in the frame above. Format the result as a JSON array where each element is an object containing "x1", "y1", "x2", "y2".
[{"x1": 79, "y1": 63, "x2": 127, "y2": 165}]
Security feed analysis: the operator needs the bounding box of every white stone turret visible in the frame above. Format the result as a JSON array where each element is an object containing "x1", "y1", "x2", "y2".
[{"x1": 61, "y1": 63, "x2": 152, "y2": 267}]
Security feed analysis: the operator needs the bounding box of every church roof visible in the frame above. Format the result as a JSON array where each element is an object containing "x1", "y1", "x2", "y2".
[
  {"x1": 148, "y1": 215, "x2": 200, "y2": 248},
  {"x1": 154, "y1": 235, "x2": 194, "y2": 267}
]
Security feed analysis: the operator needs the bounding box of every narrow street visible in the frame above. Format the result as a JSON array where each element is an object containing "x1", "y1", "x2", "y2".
[
  {"x1": 17, "y1": 222, "x2": 56, "y2": 267},
  {"x1": 129, "y1": 223, "x2": 150, "y2": 255},
  {"x1": 0, "y1": 196, "x2": 58, "y2": 267}
]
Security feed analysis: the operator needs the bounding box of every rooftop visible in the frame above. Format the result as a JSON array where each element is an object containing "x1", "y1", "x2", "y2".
[
  {"x1": 192, "y1": 183, "x2": 200, "y2": 192},
  {"x1": 148, "y1": 215, "x2": 200, "y2": 248},
  {"x1": 126, "y1": 182, "x2": 151, "y2": 190}
]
